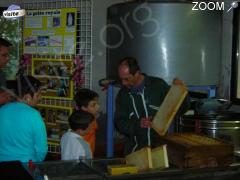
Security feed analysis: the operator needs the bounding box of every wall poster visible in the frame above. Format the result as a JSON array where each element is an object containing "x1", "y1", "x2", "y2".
[
  {"x1": 32, "y1": 58, "x2": 74, "y2": 100},
  {"x1": 23, "y1": 8, "x2": 77, "y2": 55},
  {"x1": 23, "y1": 8, "x2": 77, "y2": 100}
]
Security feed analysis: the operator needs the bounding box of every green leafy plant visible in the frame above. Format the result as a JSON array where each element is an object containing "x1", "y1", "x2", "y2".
[{"x1": 0, "y1": 17, "x2": 21, "y2": 80}]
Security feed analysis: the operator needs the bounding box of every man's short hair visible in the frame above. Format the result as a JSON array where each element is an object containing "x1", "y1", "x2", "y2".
[
  {"x1": 74, "y1": 88, "x2": 99, "y2": 108},
  {"x1": 119, "y1": 57, "x2": 140, "y2": 75},
  {"x1": 68, "y1": 110, "x2": 94, "y2": 131},
  {"x1": 0, "y1": 38, "x2": 12, "y2": 47},
  {"x1": 18, "y1": 75, "x2": 42, "y2": 97}
]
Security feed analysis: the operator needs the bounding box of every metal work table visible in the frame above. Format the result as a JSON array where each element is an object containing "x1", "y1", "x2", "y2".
[
  {"x1": 32, "y1": 158, "x2": 240, "y2": 180},
  {"x1": 2, "y1": 158, "x2": 240, "y2": 180},
  {"x1": 86, "y1": 158, "x2": 240, "y2": 180},
  {"x1": 35, "y1": 160, "x2": 101, "y2": 180}
]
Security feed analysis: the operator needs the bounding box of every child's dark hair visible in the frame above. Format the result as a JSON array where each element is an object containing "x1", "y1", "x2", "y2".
[
  {"x1": 68, "y1": 110, "x2": 94, "y2": 131},
  {"x1": 0, "y1": 37, "x2": 12, "y2": 47},
  {"x1": 18, "y1": 75, "x2": 42, "y2": 97},
  {"x1": 74, "y1": 88, "x2": 99, "y2": 108}
]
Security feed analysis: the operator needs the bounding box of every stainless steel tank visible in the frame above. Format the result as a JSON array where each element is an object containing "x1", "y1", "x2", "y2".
[
  {"x1": 179, "y1": 113, "x2": 240, "y2": 156},
  {"x1": 106, "y1": 1, "x2": 222, "y2": 85}
]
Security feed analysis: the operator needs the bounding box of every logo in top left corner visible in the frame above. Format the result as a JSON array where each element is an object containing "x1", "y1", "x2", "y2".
[{"x1": 3, "y1": 4, "x2": 26, "y2": 19}]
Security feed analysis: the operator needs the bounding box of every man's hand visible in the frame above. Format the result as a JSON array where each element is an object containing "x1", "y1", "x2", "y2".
[
  {"x1": 0, "y1": 91, "x2": 12, "y2": 105},
  {"x1": 140, "y1": 117, "x2": 152, "y2": 128},
  {"x1": 172, "y1": 78, "x2": 184, "y2": 86}
]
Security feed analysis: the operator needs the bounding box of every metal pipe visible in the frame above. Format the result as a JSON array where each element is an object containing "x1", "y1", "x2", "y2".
[{"x1": 107, "y1": 85, "x2": 114, "y2": 158}]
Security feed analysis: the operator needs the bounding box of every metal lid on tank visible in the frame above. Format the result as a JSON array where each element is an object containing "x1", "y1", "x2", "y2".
[{"x1": 182, "y1": 111, "x2": 240, "y2": 121}]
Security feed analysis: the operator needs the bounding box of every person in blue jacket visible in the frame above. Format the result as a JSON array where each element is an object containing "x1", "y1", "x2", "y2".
[{"x1": 0, "y1": 75, "x2": 48, "y2": 163}]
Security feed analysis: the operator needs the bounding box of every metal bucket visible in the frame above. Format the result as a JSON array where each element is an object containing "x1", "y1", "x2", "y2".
[{"x1": 178, "y1": 112, "x2": 240, "y2": 156}]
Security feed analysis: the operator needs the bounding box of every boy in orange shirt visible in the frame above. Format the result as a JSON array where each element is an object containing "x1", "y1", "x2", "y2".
[{"x1": 74, "y1": 89, "x2": 100, "y2": 156}]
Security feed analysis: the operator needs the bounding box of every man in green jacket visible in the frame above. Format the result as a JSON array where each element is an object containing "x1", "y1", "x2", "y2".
[{"x1": 115, "y1": 57, "x2": 189, "y2": 155}]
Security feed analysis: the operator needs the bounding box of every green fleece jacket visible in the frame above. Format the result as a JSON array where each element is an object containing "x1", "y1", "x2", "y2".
[{"x1": 115, "y1": 75, "x2": 189, "y2": 155}]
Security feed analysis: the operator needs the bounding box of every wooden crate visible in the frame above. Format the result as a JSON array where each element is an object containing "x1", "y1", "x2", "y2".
[
  {"x1": 159, "y1": 133, "x2": 234, "y2": 168},
  {"x1": 125, "y1": 146, "x2": 169, "y2": 172},
  {"x1": 151, "y1": 145, "x2": 169, "y2": 169},
  {"x1": 125, "y1": 147, "x2": 152, "y2": 171},
  {"x1": 107, "y1": 165, "x2": 138, "y2": 175}
]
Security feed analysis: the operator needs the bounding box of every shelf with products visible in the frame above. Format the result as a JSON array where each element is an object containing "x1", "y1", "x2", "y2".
[
  {"x1": 48, "y1": 141, "x2": 61, "y2": 154},
  {"x1": 32, "y1": 58, "x2": 74, "y2": 100},
  {"x1": 38, "y1": 104, "x2": 73, "y2": 154}
]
